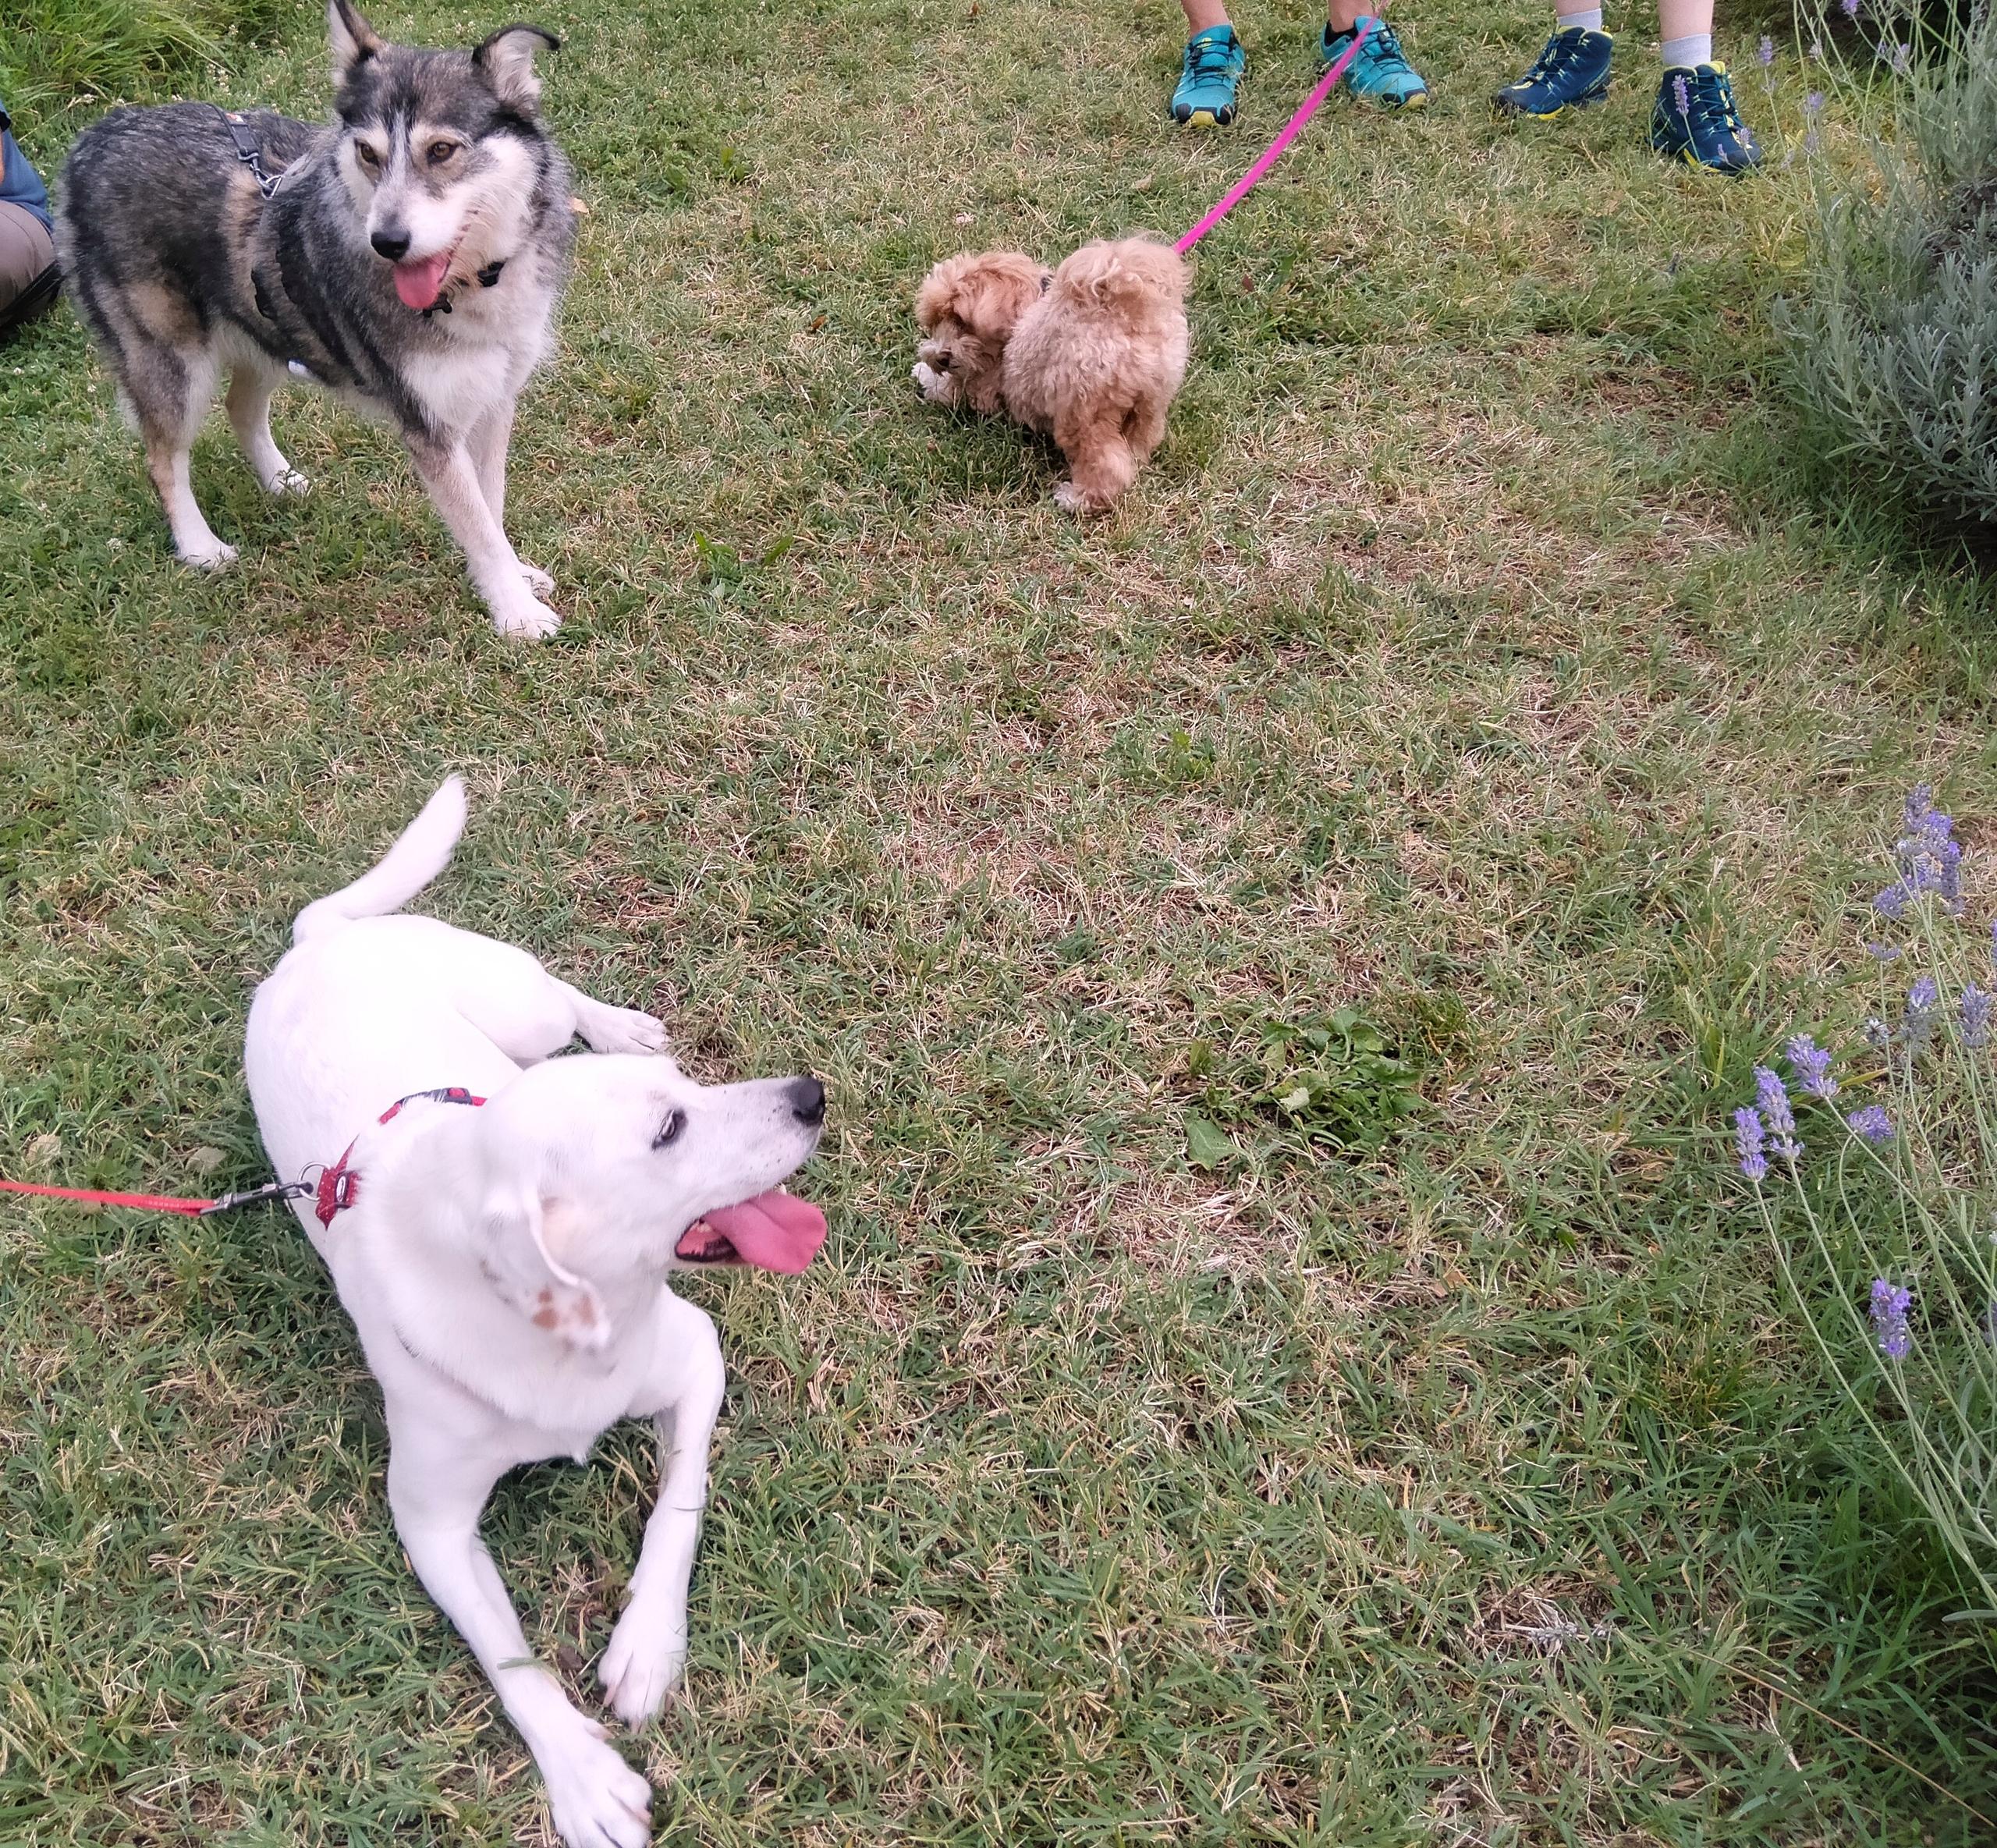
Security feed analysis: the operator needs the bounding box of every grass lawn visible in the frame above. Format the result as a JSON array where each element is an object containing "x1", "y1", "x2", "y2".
[{"x1": 4, "y1": 0, "x2": 1997, "y2": 1841}]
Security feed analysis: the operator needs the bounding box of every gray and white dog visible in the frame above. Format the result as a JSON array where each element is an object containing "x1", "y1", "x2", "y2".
[{"x1": 58, "y1": 2, "x2": 577, "y2": 638}]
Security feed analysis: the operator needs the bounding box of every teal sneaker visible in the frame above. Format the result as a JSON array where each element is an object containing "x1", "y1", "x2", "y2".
[
  {"x1": 1650, "y1": 62, "x2": 1762, "y2": 174},
  {"x1": 1172, "y1": 24, "x2": 1246, "y2": 127},
  {"x1": 1321, "y1": 16, "x2": 1428, "y2": 109}
]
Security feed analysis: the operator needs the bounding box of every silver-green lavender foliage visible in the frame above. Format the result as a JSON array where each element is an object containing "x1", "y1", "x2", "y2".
[
  {"x1": 1734, "y1": 789, "x2": 1997, "y2": 1611},
  {"x1": 1779, "y1": 9, "x2": 1997, "y2": 526}
]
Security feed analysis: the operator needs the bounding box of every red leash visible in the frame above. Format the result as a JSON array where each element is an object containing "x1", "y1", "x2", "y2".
[{"x1": 0, "y1": 1176, "x2": 311, "y2": 1216}]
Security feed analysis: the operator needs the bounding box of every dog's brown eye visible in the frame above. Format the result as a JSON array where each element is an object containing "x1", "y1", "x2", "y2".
[
  {"x1": 653, "y1": 1109, "x2": 686, "y2": 1150},
  {"x1": 354, "y1": 142, "x2": 380, "y2": 168},
  {"x1": 427, "y1": 140, "x2": 458, "y2": 165}
]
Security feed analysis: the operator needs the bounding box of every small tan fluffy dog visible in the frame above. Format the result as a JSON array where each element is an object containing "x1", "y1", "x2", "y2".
[{"x1": 912, "y1": 236, "x2": 1189, "y2": 515}]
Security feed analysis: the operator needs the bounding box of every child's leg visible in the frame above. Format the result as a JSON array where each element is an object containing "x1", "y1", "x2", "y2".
[
  {"x1": 1658, "y1": 0, "x2": 1711, "y2": 71},
  {"x1": 1170, "y1": 0, "x2": 1246, "y2": 125}
]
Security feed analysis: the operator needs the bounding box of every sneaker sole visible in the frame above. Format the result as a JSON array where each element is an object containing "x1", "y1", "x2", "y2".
[
  {"x1": 1492, "y1": 87, "x2": 1610, "y2": 119},
  {"x1": 1331, "y1": 85, "x2": 1429, "y2": 110},
  {"x1": 1176, "y1": 106, "x2": 1236, "y2": 126}
]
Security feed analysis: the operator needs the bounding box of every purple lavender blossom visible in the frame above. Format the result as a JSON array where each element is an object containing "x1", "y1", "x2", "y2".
[
  {"x1": 1841, "y1": 0, "x2": 1860, "y2": 18},
  {"x1": 1866, "y1": 940, "x2": 1903, "y2": 962},
  {"x1": 1808, "y1": 40, "x2": 1824, "y2": 60},
  {"x1": 1758, "y1": 34, "x2": 1775, "y2": 66},
  {"x1": 1963, "y1": 984, "x2": 1993, "y2": 1048},
  {"x1": 1786, "y1": 1033, "x2": 1839, "y2": 1100},
  {"x1": 1754, "y1": 1066, "x2": 1802, "y2": 1162},
  {"x1": 1672, "y1": 73, "x2": 1690, "y2": 116},
  {"x1": 1734, "y1": 1106, "x2": 1768, "y2": 1180},
  {"x1": 1872, "y1": 787, "x2": 1964, "y2": 920},
  {"x1": 1805, "y1": 90, "x2": 1825, "y2": 114},
  {"x1": 1864, "y1": 1016, "x2": 1892, "y2": 1050},
  {"x1": 1804, "y1": 127, "x2": 1823, "y2": 155},
  {"x1": 1892, "y1": 41, "x2": 1912, "y2": 73},
  {"x1": 1905, "y1": 976, "x2": 1941, "y2": 1053},
  {"x1": 1846, "y1": 1103, "x2": 1894, "y2": 1144},
  {"x1": 1910, "y1": 976, "x2": 1939, "y2": 1011},
  {"x1": 1869, "y1": 1278, "x2": 1913, "y2": 1359}
]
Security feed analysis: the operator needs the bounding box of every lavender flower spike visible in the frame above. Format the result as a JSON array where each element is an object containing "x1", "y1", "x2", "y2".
[
  {"x1": 1672, "y1": 73, "x2": 1690, "y2": 116},
  {"x1": 1758, "y1": 34, "x2": 1775, "y2": 66},
  {"x1": 1869, "y1": 1278, "x2": 1913, "y2": 1360},
  {"x1": 1963, "y1": 984, "x2": 1993, "y2": 1049},
  {"x1": 1841, "y1": 0, "x2": 1860, "y2": 16},
  {"x1": 1734, "y1": 1107, "x2": 1768, "y2": 1180},
  {"x1": 1754, "y1": 1066, "x2": 1802, "y2": 1162},
  {"x1": 1846, "y1": 1103, "x2": 1894, "y2": 1144},
  {"x1": 1786, "y1": 1033, "x2": 1838, "y2": 1101}
]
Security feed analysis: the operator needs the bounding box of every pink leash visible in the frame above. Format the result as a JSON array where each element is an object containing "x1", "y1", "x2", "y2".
[{"x1": 1176, "y1": 16, "x2": 1377, "y2": 256}]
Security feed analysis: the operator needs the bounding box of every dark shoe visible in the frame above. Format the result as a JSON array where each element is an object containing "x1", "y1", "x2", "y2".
[
  {"x1": 1650, "y1": 62, "x2": 1762, "y2": 174},
  {"x1": 1493, "y1": 27, "x2": 1613, "y2": 118}
]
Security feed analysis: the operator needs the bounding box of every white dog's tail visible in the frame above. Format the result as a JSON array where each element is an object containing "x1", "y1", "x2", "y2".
[{"x1": 293, "y1": 777, "x2": 469, "y2": 944}]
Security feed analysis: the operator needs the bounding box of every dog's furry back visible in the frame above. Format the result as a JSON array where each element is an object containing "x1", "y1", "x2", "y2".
[{"x1": 1002, "y1": 238, "x2": 1189, "y2": 442}]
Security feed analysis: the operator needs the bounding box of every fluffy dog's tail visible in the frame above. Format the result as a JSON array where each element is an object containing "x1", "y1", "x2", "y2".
[{"x1": 293, "y1": 777, "x2": 469, "y2": 944}]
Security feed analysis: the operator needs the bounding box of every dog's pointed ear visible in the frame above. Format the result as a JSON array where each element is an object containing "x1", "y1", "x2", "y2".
[
  {"x1": 481, "y1": 1186, "x2": 609, "y2": 1352},
  {"x1": 328, "y1": 0, "x2": 383, "y2": 86},
  {"x1": 473, "y1": 23, "x2": 561, "y2": 111}
]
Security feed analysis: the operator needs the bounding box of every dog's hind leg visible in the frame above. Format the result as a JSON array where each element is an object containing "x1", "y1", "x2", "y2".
[
  {"x1": 1052, "y1": 403, "x2": 1140, "y2": 516},
  {"x1": 599, "y1": 1293, "x2": 726, "y2": 1726},
  {"x1": 226, "y1": 367, "x2": 309, "y2": 497},
  {"x1": 386, "y1": 1431, "x2": 655, "y2": 1848},
  {"x1": 467, "y1": 396, "x2": 552, "y2": 597},
  {"x1": 405, "y1": 435, "x2": 562, "y2": 640},
  {"x1": 125, "y1": 341, "x2": 234, "y2": 568},
  {"x1": 431, "y1": 929, "x2": 667, "y2": 1061}
]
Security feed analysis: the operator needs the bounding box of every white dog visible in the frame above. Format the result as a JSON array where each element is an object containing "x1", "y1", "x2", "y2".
[{"x1": 244, "y1": 779, "x2": 828, "y2": 1848}]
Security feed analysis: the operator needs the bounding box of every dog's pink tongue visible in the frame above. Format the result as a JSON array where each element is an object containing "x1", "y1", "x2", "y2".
[
  {"x1": 697, "y1": 1191, "x2": 827, "y2": 1273},
  {"x1": 393, "y1": 252, "x2": 452, "y2": 310}
]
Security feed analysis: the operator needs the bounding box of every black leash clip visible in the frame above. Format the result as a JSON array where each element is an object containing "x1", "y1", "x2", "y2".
[
  {"x1": 200, "y1": 1179, "x2": 315, "y2": 1215},
  {"x1": 217, "y1": 108, "x2": 282, "y2": 201}
]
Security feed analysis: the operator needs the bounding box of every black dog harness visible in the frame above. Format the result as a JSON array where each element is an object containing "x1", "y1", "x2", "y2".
[{"x1": 215, "y1": 107, "x2": 285, "y2": 200}]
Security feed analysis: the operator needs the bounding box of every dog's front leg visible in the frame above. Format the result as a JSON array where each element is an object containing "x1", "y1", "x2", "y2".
[
  {"x1": 387, "y1": 1433, "x2": 652, "y2": 1848},
  {"x1": 405, "y1": 435, "x2": 562, "y2": 640},
  {"x1": 466, "y1": 398, "x2": 553, "y2": 597},
  {"x1": 600, "y1": 1296, "x2": 726, "y2": 1727}
]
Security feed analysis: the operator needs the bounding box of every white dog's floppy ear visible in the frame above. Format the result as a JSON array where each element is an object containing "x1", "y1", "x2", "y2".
[
  {"x1": 473, "y1": 23, "x2": 561, "y2": 110},
  {"x1": 328, "y1": 0, "x2": 382, "y2": 85},
  {"x1": 481, "y1": 1185, "x2": 610, "y2": 1351}
]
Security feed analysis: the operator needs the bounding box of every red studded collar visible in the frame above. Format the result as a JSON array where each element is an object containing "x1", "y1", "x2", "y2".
[{"x1": 314, "y1": 1087, "x2": 486, "y2": 1229}]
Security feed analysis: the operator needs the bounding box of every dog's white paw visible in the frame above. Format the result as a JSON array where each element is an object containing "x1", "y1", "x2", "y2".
[
  {"x1": 1052, "y1": 481, "x2": 1093, "y2": 516},
  {"x1": 541, "y1": 1724, "x2": 653, "y2": 1848},
  {"x1": 583, "y1": 1006, "x2": 669, "y2": 1056},
  {"x1": 179, "y1": 538, "x2": 239, "y2": 570},
  {"x1": 493, "y1": 596, "x2": 562, "y2": 640},
  {"x1": 911, "y1": 360, "x2": 951, "y2": 403},
  {"x1": 518, "y1": 558, "x2": 555, "y2": 597},
  {"x1": 266, "y1": 468, "x2": 311, "y2": 498},
  {"x1": 599, "y1": 1604, "x2": 686, "y2": 1728}
]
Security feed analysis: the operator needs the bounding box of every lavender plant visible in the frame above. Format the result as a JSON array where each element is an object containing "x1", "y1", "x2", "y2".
[
  {"x1": 1732, "y1": 789, "x2": 1997, "y2": 1608},
  {"x1": 1776, "y1": 6, "x2": 1997, "y2": 528}
]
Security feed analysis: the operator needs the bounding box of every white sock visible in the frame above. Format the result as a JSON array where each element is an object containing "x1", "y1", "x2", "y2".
[
  {"x1": 1661, "y1": 31, "x2": 1712, "y2": 66},
  {"x1": 1557, "y1": 9, "x2": 1604, "y2": 30}
]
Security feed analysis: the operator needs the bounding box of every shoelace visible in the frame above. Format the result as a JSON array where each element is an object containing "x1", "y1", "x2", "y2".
[
  {"x1": 1351, "y1": 20, "x2": 1409, "y2": 66},
  {"x1": 1188, "y1": 31, "x2": 1237, "y2": 81},
  {"x1": 1683, "y1": 68, "x2": 1744, "y2": 139},
  {"x1": 1522, "y1": 30, "x2": 1589, "y2": 87}
]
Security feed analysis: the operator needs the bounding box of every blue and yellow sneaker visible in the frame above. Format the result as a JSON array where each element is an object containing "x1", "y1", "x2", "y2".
[
  {"x1": 1172, "y1": 23, "x2": 1246, "y2": 126},
  {"x1": 1650, "y1": 62, "x2": 1761, "y2": 173},
  {"x1": 1492, "y1": 26, "x2": 1613, "y2": 117},
  {"x1": 1321, "y1": 16, "x2": 1428, "y2": 109}
]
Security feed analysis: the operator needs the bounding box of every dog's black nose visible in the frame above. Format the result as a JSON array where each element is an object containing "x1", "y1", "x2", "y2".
[
  {"x1": 371, "y1": 229, "x2": 411, "y2": 261},
  {"x1": 787, "y1": 1077, "x2": 825, "y2": 1126}
]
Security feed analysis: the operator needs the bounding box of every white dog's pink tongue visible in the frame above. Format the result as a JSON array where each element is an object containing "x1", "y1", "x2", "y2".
[
  {"x1": 691, "y1": 1191, "x2": 827, "y2": 1272},
  {"x1": 394, "y1": 252, "x2": 452, "y2": 310}
]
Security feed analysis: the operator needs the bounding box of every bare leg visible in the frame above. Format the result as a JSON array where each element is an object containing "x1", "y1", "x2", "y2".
[
  {"x1": 404, "y1": 435, "x2": 561, "y2": 639},
  {"x1": 600, "y1": 1297, "x2": 726, "y2": 1726},
  {"x1": 387, "y1": 1431, "x2": 653, "y2": 1848},
  {"x1": 225, "y1": 368, "x2": 309, "y2": 495},
  {"x1": 1181, "y1": 0, "x2": 1230, "y2": 30}
]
